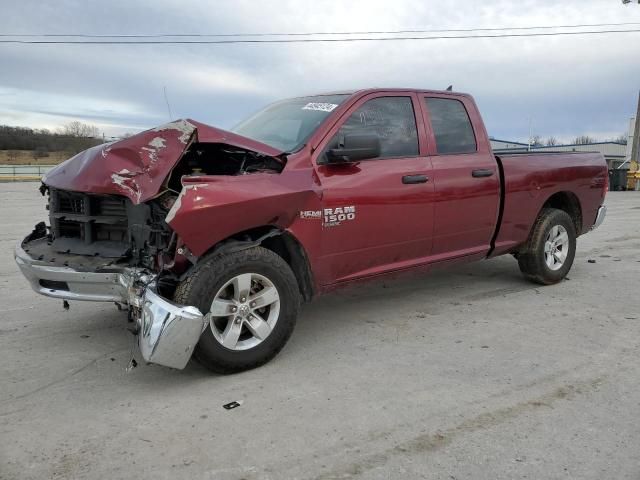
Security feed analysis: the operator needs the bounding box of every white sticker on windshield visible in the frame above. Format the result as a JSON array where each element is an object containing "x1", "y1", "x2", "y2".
[{"x1": 302, "y1": 102, "x2": 338, "y2": 112}]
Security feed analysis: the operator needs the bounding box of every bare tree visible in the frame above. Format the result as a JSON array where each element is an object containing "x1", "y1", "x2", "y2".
[
  {"x1": 60, "y1": 121, "x2": 100, "y2": 138},
  {"x1": 612, "y1": 134, "x2": 628, "y2": 144},
  {"x1": 7, "y1": 150, "x2": 19, "y2": 163},
  {"x1": 32, "y1": 146, "x2": 49, "y2": 161},
  {"x1": 545, "y1": 136, "x2": 559, "y2": 146},
  {"x1": 0, "y1": 124, "x2": 102, "y2": 153},
  {"x1": 573, "y1": 135, "x2": 597, "y2": 145},
  {"x1": 529, "y1": 134, "x2": 543, "y2": 147}
]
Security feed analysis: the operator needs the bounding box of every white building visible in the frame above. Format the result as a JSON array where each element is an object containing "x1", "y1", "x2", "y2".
[{"x1": 491, "y1": 115, "x2": 637, "y2": 172}]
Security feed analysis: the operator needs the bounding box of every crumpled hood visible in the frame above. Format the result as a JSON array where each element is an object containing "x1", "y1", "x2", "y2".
[{"x1": 43, "y1": 119, "x2": 283, "y2": 204}]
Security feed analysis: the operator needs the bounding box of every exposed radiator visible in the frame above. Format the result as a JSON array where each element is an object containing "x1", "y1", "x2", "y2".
[{"x1": 49, "y1": 188, "x2": 130, "y2": 257}]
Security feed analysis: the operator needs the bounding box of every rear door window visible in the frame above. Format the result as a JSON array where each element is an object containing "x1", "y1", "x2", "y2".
[{"x1": 425, "y1": 98, "x2": 477, "y2": 154}]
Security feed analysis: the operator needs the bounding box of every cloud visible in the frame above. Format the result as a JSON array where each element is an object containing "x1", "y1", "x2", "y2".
[
  {"x1": 177, "y1": 64, "x2": 270, "y2": 95},
  {"x1": 1, "y1": 0, "x2": 639, "y2": 141}
]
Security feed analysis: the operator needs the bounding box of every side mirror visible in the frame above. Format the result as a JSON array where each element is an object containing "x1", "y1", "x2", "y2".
[{"x1": 326, "y1": 133, "x2": 380, "y2": 163}]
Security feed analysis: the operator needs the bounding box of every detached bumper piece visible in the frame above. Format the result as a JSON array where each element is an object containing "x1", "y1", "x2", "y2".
[
  {"x1": 138, "y1": 286, "x2": 205, "y2": 370},
  {"x1": 15, "y1": 241, "x2": 206, "y2": 370}
]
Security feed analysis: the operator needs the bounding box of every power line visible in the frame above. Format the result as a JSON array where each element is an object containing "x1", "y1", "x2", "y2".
[
  {"x1": 1, "y1": 28, "x2": 639, "y2": 44},
  {"x1": 1, "y1": 22, "x2": 640, "y2": 39}
]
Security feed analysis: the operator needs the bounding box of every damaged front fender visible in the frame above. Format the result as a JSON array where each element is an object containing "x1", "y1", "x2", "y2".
[{"x1": 165, "y1": 170, "x2": 321, "y2": 256}]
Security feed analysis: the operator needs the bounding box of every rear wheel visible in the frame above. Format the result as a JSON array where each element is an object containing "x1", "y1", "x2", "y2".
[
  {"x1": 174, "y1": 246, "x2": 300, "y2": 374},
  {"x1": 518, "y1": 208, "x2": 576, "y2": 285}
]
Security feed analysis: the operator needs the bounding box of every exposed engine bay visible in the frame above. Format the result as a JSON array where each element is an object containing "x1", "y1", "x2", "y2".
[
  {"x1": 166, "y1": 142, "x2": 284, "y2": 191},
  {"x1": 22, "y1": 142, "x2": 285, "y2": 295}
]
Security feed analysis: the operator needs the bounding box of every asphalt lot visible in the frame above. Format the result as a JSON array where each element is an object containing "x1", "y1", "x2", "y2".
[{"x1": 1, "y1": 182, "x2": 639, "y2": 480}]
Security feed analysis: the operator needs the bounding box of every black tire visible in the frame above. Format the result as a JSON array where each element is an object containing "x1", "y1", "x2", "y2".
[
  {"x1": 174, "y1": 246, "x2": 300, "y2": 374},
  {"x1": 518, "y1": 208, "x2": 577, "y2": 285}
]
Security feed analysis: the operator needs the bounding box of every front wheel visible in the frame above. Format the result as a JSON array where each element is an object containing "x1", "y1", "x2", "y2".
[
  {"x1": 174, "y1": 246, "x2": 300, "y2": 374},
  {"x1": 518, "y1": 208, "x2": 577, "y2": 285}
]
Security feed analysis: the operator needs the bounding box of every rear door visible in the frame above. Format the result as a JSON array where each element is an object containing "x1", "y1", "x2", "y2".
[
  {"x1": 312, "y1": 93, "x2": 435, "y2": 284},
  {"x1": 419, "y1": 94, "x2": 500, "y2": 260}
]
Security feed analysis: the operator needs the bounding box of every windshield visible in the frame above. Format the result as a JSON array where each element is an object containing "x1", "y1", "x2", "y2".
[{"x1": 231, "y1": 94, "x2": 350, "y2": 152}]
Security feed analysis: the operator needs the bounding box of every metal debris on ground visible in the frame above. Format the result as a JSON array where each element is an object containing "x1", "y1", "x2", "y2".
[
  {"x1": 126, "y1": 358, "x2": 138, "y2": 372},
  {"x1": 223, "y1": 400, "x2": 243, "y2": 410}
]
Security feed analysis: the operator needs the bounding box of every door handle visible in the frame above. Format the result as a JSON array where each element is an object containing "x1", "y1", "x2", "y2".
[
  {"x1": 402, "y1": 174, "x2": 429, "y2": 184},
  {"x1": 472, "y1": 169, "x2": 494, "y2": 178}
]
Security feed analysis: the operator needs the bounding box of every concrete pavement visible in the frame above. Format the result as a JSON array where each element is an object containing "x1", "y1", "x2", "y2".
[{"x1": 1, "y1": 182, "x2": 639, "y2": 480}]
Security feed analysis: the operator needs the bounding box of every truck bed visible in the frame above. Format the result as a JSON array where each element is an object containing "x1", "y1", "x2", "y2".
[{"x1": 492, "y1": 151, "x2": 607, "y2": 256}]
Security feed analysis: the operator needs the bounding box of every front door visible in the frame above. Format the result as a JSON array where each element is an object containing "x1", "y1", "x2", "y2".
[{"x1": 313, "y1": 93, "x2": 435, "y2": 285}]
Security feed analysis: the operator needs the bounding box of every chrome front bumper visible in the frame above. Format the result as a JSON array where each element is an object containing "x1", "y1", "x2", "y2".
[
  {"x1": 15, "y1": 242, "x2": 136, "y2": 302},
  {"x1": 14, "y1": 242, "x2": 205, "y2": 369},
  {"x1": 592, "y1": 205, "x2": 607, "y2": 230}
]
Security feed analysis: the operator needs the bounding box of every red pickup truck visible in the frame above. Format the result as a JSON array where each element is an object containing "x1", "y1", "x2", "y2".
[{"x1": 15, "y1": 88, "x2": 607, "y2": 373}]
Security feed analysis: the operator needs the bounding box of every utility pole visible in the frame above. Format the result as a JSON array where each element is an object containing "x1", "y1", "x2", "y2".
[
  {"x1": 630, "y1": 91, "x2": 640, "y2": 190},
  {"x1": 631, "y1": 91, "x2": 640, "y2": 164}
]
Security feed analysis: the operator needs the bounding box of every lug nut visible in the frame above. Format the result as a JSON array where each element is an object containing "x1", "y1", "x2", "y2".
[
  {"x1": 250, "y1": 301, "x2": 256, "y2": 308},
  {"x1": 231, "y1": 306, "x2": 237, "y2": 313},
  {"x1": 240, "y1": 297, "x2": 246, "y2": 303}
]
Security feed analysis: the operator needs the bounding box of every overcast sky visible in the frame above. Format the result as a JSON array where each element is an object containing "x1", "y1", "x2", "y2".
[{"x1": 1, "y1": 0, "x2": 639, "y2": 143}]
